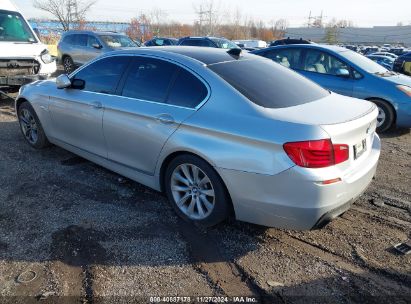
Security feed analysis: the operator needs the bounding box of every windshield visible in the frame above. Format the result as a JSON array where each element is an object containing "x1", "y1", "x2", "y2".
[
  {"x1": 209, "y1": 57, "x2": 329, "y2": 109},
  {"x1": 210, "y1": 38, "x2": 239, "y2": 49},
  {"x1": 99, "y1": 35, "x2": 138, "y2": 48},
  {"x1": 0, "y1": 10, "x2": 37, "y2": 42},
  {"x1": 341, "y1": 50, "x2": 388, "y2": 74}
]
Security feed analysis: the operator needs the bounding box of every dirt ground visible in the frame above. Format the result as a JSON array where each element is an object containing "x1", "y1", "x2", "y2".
[{"x1": 0, "y1": 92, "x2": 410, "y2": 304}]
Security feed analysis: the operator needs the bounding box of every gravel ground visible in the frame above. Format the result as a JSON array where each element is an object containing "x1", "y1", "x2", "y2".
[{"x1": 0, "y1": 92, "x2": 410, "y2": 304}]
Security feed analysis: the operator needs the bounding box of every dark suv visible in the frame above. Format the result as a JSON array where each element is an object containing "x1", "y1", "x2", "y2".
[
  {"x1": 178, "y1": 37, "x2": 239, "y2": 49},
  {"x1": 269, "y1": 38, "x2": 312, "y2": 47},
  {"x1": 57, "y1": 31, "x2": 139, "y2": 73},
  {"x1": 393, "y1": 52, "x2": 411, "y2": 76}
]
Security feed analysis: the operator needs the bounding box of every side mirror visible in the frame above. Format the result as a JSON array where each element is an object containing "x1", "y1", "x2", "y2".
[
  {"x1": 71, "y1": 79, "x2": 85, "y2": 90},
  {"x1": 92, "y1": 43, "x2": 102, "y2": 49},
  {"x1": 336, "y1": 68, "x2": 350, "y2": 78},
  {"x1": 56, "y1": 74, "x2": 71, "y2": 89}
]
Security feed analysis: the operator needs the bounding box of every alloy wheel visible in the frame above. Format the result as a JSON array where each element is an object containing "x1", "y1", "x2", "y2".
[
  {"x1": 376, "y1": 106, "x2": 386, "y2": 128},
  {"x1": 19, "y1": 108, "x2": 38, "y2": 144},
  {"x1": 64, "y1": 57, "x2": 73, "y2": 73},
  {"x1": 170, "y1": 163, "x2": 215, "y2": 220}
]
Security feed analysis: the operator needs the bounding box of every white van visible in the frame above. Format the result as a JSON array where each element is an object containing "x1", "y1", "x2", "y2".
[{"x1": 0, "y1": 0, "x2": 56, "y2": 89}]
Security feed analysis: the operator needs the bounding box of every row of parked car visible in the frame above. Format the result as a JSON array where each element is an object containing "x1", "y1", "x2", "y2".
[
  {"x1": 56, "y1": 30, "x2": 411, "y2": 133},
  {"x1": 57, "y1": 31, "x2": 242, "y2": 74}
]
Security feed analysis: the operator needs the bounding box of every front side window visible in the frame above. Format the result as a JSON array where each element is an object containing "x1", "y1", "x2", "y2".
[
  {"x1": 264, "y1": 48, "x2": 302, "y2": 69},
  {"x1": 87, "y1": 35, "x2": 100, "y2": 48},
  {"x1": 73, "y1": 56, "x2": 130, "y2": 94},
  {"x1": 209, "y1": 57, "x2": 329, "y2": 109},
  {"x1": 210, "y1": 38, "x2": 239, "y2": 49},
  {"x1": 0, "y1": 10, "x2": 36, "y2": 42},
  {"x1": 121, "y1": 57, "x2": 178, "y2": 102},
  {"x1": 99, "y1": 35, "x2": 137, "y2": 48},
  {"x1": 303, "y1": 49, "x2": 349, "y2": 75}
]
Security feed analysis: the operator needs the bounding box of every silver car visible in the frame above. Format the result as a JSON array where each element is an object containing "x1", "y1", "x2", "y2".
[
  {"x1": 16, "y1": 47, "x2": 381, "y2": 230},
  {"x1": 57, "y1": 30, "x2": 139, "y2": 74}
]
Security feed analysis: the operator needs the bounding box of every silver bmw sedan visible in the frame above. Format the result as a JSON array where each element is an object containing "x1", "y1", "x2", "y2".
[{"x1": 15, "y1": 47, "x2": 381, "y2": 230}]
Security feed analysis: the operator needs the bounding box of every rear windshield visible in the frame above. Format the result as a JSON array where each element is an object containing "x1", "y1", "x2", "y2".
[{"x1": 208, "y1": 57, "x2": 329, "y2": 108}]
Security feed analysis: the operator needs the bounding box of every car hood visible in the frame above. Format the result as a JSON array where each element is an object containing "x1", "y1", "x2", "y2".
[
  {"x1": 0, "y1": 42, "x2": 46, "y2": 58},
  {"x1": 261, "y1": 93, "x2": 375, "y2": 126}
]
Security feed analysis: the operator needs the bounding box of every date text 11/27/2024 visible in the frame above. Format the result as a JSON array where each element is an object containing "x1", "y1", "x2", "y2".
[{"x1": 149, "y1": 296, "x2": 258, "y2": 303}]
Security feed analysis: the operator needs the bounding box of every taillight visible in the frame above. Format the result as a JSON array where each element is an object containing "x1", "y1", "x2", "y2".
[{"x1": 283, "y1": 139, "x2": 349, "y2": 168}]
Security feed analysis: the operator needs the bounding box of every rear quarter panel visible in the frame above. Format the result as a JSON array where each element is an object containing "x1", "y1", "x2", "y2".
[{"x1": 155, "y1": 79, "x2": 330, "y2": 178}]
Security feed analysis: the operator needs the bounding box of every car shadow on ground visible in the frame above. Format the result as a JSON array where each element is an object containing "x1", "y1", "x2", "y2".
[
  {"x1": 379, "y1": 127, "x2": 410, "y2": 138},
  {"x1": 0, "y1": 118, "x2": 266, "y2": 269}
]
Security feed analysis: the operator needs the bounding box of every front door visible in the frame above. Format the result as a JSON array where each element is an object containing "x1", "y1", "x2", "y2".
[{"x1": 48, "y1": 56, "x2": 131, "y2": 157}]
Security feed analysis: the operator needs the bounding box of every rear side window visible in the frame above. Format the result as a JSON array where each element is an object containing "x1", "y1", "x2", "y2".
[
  {"x1": 73, "y1": 56, "x2": 130, "y2": 94},
  {"x1": 121, "y1": 57, "x2": 178, "y2": 102},
  {"x1": 167, "y1": 68, "x2": 208, "y2": 108},
  {"x1": 70, "y1": 34, "x2": 87, "y2": 46},
  {"x1": 63, "y1": 35, "x2": 73, "y2": 44},
  {"x1": 209, "y1": 58, "x2": 329, "y2": 108},
  {"x1": 263, "y1": 48, "x2": 302, "y2": 69}
]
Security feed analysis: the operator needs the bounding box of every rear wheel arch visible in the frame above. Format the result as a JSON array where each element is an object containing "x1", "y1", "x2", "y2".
[
  {"x1": 159, "y1": 151, "x2": 234, "y2": 212},
  {"x1": 365, "y1": 97, "x2": 396, "y2": 132}
]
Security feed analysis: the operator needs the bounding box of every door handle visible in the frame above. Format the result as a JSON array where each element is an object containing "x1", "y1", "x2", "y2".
[
  {"x1": 90, "y1": 101, "x2": 103, "y2": 109},
  {"x1": 155, "y1": 114, "x2": 175, "y2": 125}
]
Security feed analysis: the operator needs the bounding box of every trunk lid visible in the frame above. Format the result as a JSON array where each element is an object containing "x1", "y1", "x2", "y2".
[
  {"x1": 262, "y1": 93, "x2": 375, "y2": 126},
  {"x1": 263, "y1": 92, "x2": 378, "y2": 170}
]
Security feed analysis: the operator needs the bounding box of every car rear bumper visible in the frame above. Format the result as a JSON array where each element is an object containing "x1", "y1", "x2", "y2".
[{"x1": 217, "y1": 134, "x2": 380, "y2": 230}]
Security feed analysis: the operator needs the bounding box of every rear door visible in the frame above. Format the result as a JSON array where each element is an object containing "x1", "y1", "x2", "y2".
[
  {"x1": 299, "y1": 49, "x2": 354, "y2": 96},
  {"x1": 103, "y1": 56, "x2": 209, "y2": 175}
]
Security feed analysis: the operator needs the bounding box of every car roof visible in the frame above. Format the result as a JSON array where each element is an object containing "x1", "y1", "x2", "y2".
[
  {"x1": 259, "y1": 44, "x2": 350, "y2": 54},
  {"x1": 180, "y1": 36, "x2": 225, "y2": 40},
  {"x1": 108, "y1": 46, "x2": 254, "y2": 65},
  {"x1": 63, "y1": 30, "x2": 125, "y2": 36}
]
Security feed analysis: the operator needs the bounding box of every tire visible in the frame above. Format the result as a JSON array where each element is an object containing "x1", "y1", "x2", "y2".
[
  {"x1": 370, "y1": 99, "x2": 395, "y2": 133},
  {"x1": 63, "y1": 56, "x2": 75, "y2": 74},
  {"x1": 165, "y1": 154, "x2": 231, "y2": 228},
  {"x1": 18, "y1": 102, "x2": 50, "y2": 149}
]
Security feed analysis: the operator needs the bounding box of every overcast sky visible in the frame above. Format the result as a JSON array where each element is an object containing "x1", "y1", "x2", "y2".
[{"x1": 12, "y1": 0, "x2": 411, "y2": 27}]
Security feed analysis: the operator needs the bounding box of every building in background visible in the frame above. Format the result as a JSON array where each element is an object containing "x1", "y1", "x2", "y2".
[{"x1": 285, "y1": 26, "x2": 411, "y2": 46}]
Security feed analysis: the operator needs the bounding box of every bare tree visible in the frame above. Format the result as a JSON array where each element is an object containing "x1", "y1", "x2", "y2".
[
  {"x1": 150, "y1": 8, "x2": 168, "y2": 36},
  {"x1": 33, "y1": 0, "x2": 96, "y2": 31}
]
